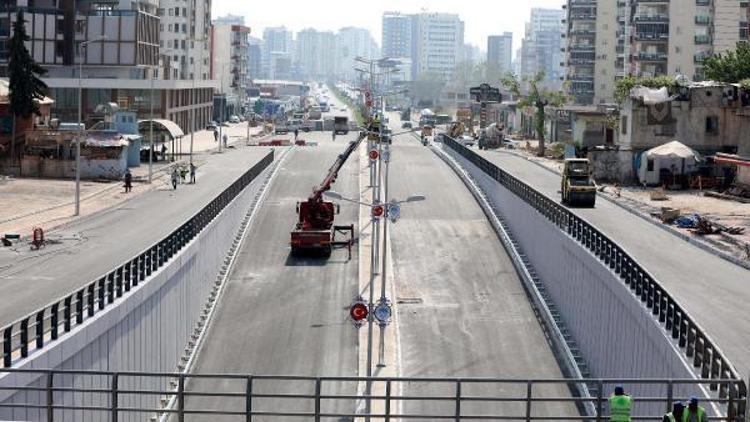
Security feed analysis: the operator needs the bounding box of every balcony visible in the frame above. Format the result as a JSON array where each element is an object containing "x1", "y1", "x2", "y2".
[
  {"x1": 694, "y1": 34, "x2": 710, "y2": 44},
  {"x1": 634, "y1": 32, "x2": 669, "y2": 41},
  {"x1": 569, "y1": 44, "x2": 596, "y2": 52},
  {"x1": 695, "y1": 15, "x2": 710, "y2": 25},
  {"x1": 635, "y1": 52, "x2": 668, "y2": 61},
  {"x1": 634, "y1": 14, "x2": 669, "y2": 22},
  {"x1": 570, "y1": 13, "x2": 597, "y2": 21}
]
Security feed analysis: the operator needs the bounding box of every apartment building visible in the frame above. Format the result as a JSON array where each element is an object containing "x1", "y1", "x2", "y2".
[
  {"x1": 211, "y1": 23, "x2": 250, "y2": 105},
  {"x1": 564, "y1": 0, "x2": 750, "y2": 105},
  {"x1": 262, "y1": 26, "x2": 293, "y2": 79},
  {"x1": 487, "y1": 33, "x2": 514, "y2": 76},
  {"x1": 382, "y1": 12, "x2": 413, "y2": 59},
  {"x1": 519, "y1": 8, "x2": 565, "y2": 88},
  {"x1": 336, "y1": 27, "x2": 380, "y2": 82},
  {"x1": 412, "y1": 12, "x2": 465, "y2": 80},
  {"x1": 295, "y1": 28, "x2": 336, "y2": 80}
]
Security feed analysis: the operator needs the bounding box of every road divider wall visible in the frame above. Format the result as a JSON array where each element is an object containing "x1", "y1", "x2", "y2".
[
  {"x1": 0, "y1": 151, "x2": 275, "y2": 422},
  {"x1": 441, "y1": 137, "x2": 746, "y2": 419}
]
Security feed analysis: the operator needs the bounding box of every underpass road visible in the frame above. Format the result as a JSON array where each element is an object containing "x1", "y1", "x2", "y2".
[
  {"x1": 476, "y1": 148, "x2": 750, "y2": 377},
  {"x1": 185, "y1": 131, "x2": 360, "y2": 420},
  {"x1": 0, "y1": 146, "x2": 274, "y2": 327},
  {"x1": 386, "y1": 125, "x2": 577, "y2": 419}
]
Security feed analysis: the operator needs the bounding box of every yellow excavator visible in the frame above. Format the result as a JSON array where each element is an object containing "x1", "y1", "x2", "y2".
[{"x1": 561, "y1": 158, "x2": 597, "y2": 207}]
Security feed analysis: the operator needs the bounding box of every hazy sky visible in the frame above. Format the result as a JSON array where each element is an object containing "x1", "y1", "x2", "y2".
[{"x1": 211, "y1": 0, "x2": 566, "y2": 53}]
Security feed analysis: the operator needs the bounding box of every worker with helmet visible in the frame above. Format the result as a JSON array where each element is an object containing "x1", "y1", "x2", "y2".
[
  {"x1": 663, "y1": 402, "x2": 685, "y2": 422},
  {"x1": 682, "y1": 397, "x2": 707, "y2": 422},
  {"x1": 609, "y1": 385, "x2": 633, "y2": 422}
]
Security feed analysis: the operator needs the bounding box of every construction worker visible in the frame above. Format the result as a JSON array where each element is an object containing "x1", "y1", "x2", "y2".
[
  {"x1": 682, "y1": 397, "x2": 706, "y2": 422},
  {"x1": 123, "y1": 169, "x2": 132, "y2": 193},
  {"x1": 663, "y1": 402, "x2": 685, "y2": 422},
  {"x1": 609, "y1": 386, "x2": 633, "y2": 422}
]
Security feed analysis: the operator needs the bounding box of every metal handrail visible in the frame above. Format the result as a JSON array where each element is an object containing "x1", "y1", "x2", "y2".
[
  {"x1": 441, "y1": 136, "x2": 747, "y2": 419},
  {"x1": 1, "y1": 151, "x2": 275, "y2": 368},
  {"x1": 0, "y1": 369, "x2": 746, "y2": 421}
]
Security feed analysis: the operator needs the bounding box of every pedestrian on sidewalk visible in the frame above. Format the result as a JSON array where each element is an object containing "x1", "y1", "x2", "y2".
[
  {"x1": 608, "y1": 386, "x2": 632, "y2": 422},
  {"x1": 171, "y1": 168, "x2": 178, "y2": 190},
  {"x1": 683, "y1": 397, "x2": 706, "y2": 422},
  {"x1": 161, "y1": 143, "x2": 167, "y2": 161},
  {"x1": 124, "y1": 170, "x2": 133, "y2": 193},
  {"x1": 222, "y1": 133, "x2": 228, "y2": 149},
  {"x1": 663, "y1": 402, "x2": 685, "y2": 422},
  {"x1": 294, "y1": 128, "x2": 299, "y2": 140},
  {"x1": 190, "y1": 163, "x2": 196, "y2": 184},
  {"x1": 213, "y1": 129, "x2": 218, "y2": 143},
  {"x1": 123, "y1": 169, "x2": 133, "y2": 193}
]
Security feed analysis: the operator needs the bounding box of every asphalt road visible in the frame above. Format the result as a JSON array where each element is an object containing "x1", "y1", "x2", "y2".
[
  {"x1": 475, "y1": 148, "x2": 750, "y2": 378},
  {"x1": 0, "y1": 143, "x2": 274, "y2": 327},
  {"x1": 185, "y1": 130, "x2": 361, "y2": 420},
  {"x1": 385, "y1": 122, "x2": 577, "y2": 419}
]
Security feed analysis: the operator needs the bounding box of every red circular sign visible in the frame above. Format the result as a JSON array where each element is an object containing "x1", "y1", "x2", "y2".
[
  {"x1": 372, "y1": 205, "x2": 384, "y2": 218},
  {"x1": 350, "y1": 303, "x2": 368, "y2": 321},
  {"x1": 368, "y1": 149, "x2": 379, "y2": 161}
]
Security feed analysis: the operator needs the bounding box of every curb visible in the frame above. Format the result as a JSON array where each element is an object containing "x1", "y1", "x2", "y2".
[{"x1": 486, "y1": 149, "x2": 750, "y2": 271}]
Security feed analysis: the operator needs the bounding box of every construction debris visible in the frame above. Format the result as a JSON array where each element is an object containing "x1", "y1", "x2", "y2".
[{"x1": 675, "y1": 213, "x2": 746, "y2": 235}]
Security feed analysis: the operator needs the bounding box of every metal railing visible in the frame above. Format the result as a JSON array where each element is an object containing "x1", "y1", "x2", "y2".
[
  {"x1": 0, "y1": 369, "x2": 746, "y2": 421},
  {"x1": 1, "y1": 151, "x2": 275, "y2": 369},
  {"x1": 441, "y1": 137, "x2": 747, "y2": 418}
]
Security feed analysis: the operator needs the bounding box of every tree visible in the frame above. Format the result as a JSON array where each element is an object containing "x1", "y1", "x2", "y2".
[
  {"x1": 703, "y1": 42, "x2": 750, "y2": 83},
  {"x1": 8, "y1": 10, "x2": 48, "y2": 166},
  {"x1": 500, "y1": 71, "x2": 567, "y2": 157}
]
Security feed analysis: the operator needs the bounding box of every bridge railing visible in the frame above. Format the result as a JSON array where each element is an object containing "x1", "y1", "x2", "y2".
[
  {"x1": 1, "y1": 151, "x2": 275, "y2": 369},
  {"x1": 0, "y1": 369, "x2": 746, "y2": 421},
  {"x1": 440, "y1": 136, "x2": 747, "y2": 418}
]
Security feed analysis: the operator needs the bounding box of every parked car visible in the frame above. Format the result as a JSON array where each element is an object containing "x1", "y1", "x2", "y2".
[
  {"x1": 459, "y1": 134, "x2": 475, "y2": 147},
  {"x1": 274, "y1": 124, "x2": 289, "y2": 134},
  {"x1": 206, "y1": 121, "x2": 218, "y2": 130},
  {"x1": 401, "y1": 121, "x2": 413, "y2": 129},
  {"x1": 229, "y1": 115, "x2": 240, "y2": 124}
]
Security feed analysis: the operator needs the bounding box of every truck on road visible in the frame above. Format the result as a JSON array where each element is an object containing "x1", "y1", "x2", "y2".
[{"x1": 334, "y1": 116, "x2": 349, "y2": 135}]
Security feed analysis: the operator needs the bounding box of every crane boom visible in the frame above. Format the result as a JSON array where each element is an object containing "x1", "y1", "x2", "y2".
[{"x1": 310, "y1": 134, "x2": 365, "y2": 201}]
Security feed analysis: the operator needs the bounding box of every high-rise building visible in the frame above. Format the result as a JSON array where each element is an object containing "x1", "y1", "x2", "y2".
[
  {"x1": 487, "y1": 33, "x2": 514, "y2": 78},
  {"x1": 248, "y1": 36, "x2": 263, "y2": 80},
  {"x1": 295, "y1": 29, "x2": 336, "y2": 80},
  {"x1": 519, "y1": 8, "x2": 565, "y2": 89},
  {"x1": 563, "y1": 0, "x2": 750, "y2": 104},
  {"x1": 382, "y1": 12, "x2": 413, "y2": 59},
  {"x1": 212, "y1": 14, "x2": 244, "y2": 26},
  {"x1": 211, "y1": 24, "x2": 251, "y2": 105},
  {"x1": 0, "y1": 0, "x2": 215, "y2": 134},
  {"x1": 262, "y1": 27, "x2": 293, "y2": 79},
  {"x1": 336, "y1": 27, "x2": 380, "y2": 81},
  {"x1": 413, "y1": 13, "x2": 465, "y2": 80}
]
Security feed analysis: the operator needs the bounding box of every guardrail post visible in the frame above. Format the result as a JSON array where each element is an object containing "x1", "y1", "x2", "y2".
[
  {"x1": 115, "y1": 268, "x2": 123, "y2": 298},
  {"x1": 63, "y1": 297, "x2": 71, "y2": 332},
  {"x1": 152, "y1": 246, "x2": 159, "y2": 271},
  {"x1": 138, "y1": 255, "x2": 145, "y2": 282},
  {"x1": 111, "y1": 373, "x2": 119, "y2": 422},
  {"x1": 50, "y1": 303, "x2": 59, "y2": 340},
  {"x1": 525, "y1": 381, "x2": 532, "y2": 422},
  {"x1": 3, "y1": 327, "x2": 12, "y2": 367},
  {"x1": 123, "y1": 262, "x2": 131, "y2": 292},
  {"x1": 314, "y1": 378, "x2": 321, "y2": 422},
  {"x1": 455, "y1": 381, "x2": 461, "y2": 422},
  {"x1": 19, "y1": 318, "x2": 28, "y2": 358},
  {"x1": 145, "y1": 250, "x2": 152, "y2": 277},
  {"x1": 178, "y1": 373, "x2": 185, "y2": 422},
  {"x1": 75, "y1": 290, "x2": 83, "y2": 324},
  {"x1": 45, "y1": 371, "x2": 54, "y2": 422},
  {"x1": 245, "y1": 376, "x2": 253, "y2": 422},
  {"x1": 384, "y1": 380, "x2": 391, "y2": 422},
  {"x1": 35, "y1": 310, "x2": 44, "y2": 349},
  {"x1": 596, "y1": 380, "x2": 603, "y2": 422},
  {"x1": 666, "y1": 380, "x2": 673, "y2": 414}
]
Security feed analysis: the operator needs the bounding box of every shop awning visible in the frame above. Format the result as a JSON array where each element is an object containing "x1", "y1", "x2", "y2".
[{"x1": 138, "y1": 119, "x2": 184, "y2": 139}]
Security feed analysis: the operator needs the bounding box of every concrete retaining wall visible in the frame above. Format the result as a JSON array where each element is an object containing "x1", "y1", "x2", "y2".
[
  {"x1": 0, "y1": 160, "x2": 272, "y2": 422},
  {"x1": 445, "y1": 146, "x2": 703, "y2": 414}
]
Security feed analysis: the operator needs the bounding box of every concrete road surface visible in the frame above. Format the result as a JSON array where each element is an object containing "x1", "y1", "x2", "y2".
[
  {"x1": 185, "y1": 131, "x2": 361, "y2": 420},
  {"x1": 475, "y1": 148, "x2": 750, "y2": 378},
  {"x1": 384, "y1": 127, "x2": 577, "y2": 419},
  {"x1": 0, "y1": 146, "x2": 274, "y2": 327}
]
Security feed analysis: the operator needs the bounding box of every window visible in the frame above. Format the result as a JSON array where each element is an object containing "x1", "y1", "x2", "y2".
[
  {"x1": 157, "y1": 8, "x2": 163, "y2": 16},
  {"x1": 621, "y1": 116, "x2": 628, "y2": 135},
  {"x1": 705, "y1": 116, "x2": 719, "y2": 134},
  {"x1": 182, "y1": 8, "x2": 187, "y2": 17},
  {"x1": 174, "y1": 7, "x2": 179, "y2": 16},
  {"x1": 168, "y1": 8, "x2": 173, "y2": 16},
  {"x1": 182, "y1": 24, "x2": 187, "y2": 33},
  {"x1": 160, "y1": 24, "x2": 164, "y2": 31},
  {"x1": 173, "y1": 40, "x2": 179, "y2": 49},
  {"x1": 168, "y1": 24, "x2": 172, "y2": 31},
  {"x1": 647, "y1": 158, "x2": 654, "y2": 171}
]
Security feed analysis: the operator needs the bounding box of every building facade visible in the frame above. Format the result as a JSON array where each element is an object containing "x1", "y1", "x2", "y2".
[
  {"x1": 336, "y1": 27, "x2": 379, "y2": 82},
  {"x1": 211, "y1": 23, "x2": 250, "y2": 107},
  {"x1": 413, "y1": 12, "x2": 465, "y2": 81},
  {"x1": 295, "y1": 28, "x2": 336, "y2": 81},
  {"x1": 564, "y1": 0, "x2": 750, "y2": 105},
  {"x1": 519, "y1": 8, "x2": 565, "y2": 88},
  {"x1": 262, "y1": 26, "x2": 293, "y2": 79},
  {"x1": 382, "y1": 12, "x2": 413, "y2": 59},
  {"x1": 248, "y1": 36, "x2": 263, "y2": 80},
  {"x1": 487, "y1": 32, "x2": 514, "y2": 77}
]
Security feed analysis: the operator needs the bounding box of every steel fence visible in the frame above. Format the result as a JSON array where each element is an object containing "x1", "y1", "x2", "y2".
[
  {"x1": 0, "y1": 369, "x2": 747, "y2": 421},
  {"x1": 1, "y1": 151, "x2": 275, "y2": 369},
  {"x1": 441, "y1": 137, "x2": 747, "y2": 419}
]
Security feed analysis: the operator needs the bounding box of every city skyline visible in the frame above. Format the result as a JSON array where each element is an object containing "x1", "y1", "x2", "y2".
[{"x1": 211, "y1": 0, "x2": 566, "y2": 54}]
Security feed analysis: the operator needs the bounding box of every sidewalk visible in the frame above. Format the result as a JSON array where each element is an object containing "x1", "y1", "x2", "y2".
[{"x1": 0, "y1": 123, "x2": 268, "y2": 239}]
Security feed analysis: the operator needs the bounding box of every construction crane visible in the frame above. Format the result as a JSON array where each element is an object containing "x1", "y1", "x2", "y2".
[{"x1": 290, "y1": 134, "x2": 366, "y2": 257}]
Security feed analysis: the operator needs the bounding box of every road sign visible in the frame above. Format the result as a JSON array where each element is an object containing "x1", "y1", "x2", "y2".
[
  {"x1": 373, "y1": 299, "x2": 392, "y2": 325},
  {"x1": 368, "y1": 149, "x2": 379, "y2": 161},
  {"x1": 470, "y1": 83, "x2": 502, "y2": 103},
  {"x1": 381, "y1": 149, "x2": 391, "y2": 163},
  {"x1": 349, "y1": 301, "x2": 368, "y2": 325},
  {"x1": 372, "y1": 204, "x2": 384, "y2": 218},
  {"x1": 386, "y1": 201, "x2": 401, "y2": 223}
]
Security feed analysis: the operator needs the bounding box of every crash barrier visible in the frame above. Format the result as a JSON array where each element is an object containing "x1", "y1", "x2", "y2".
[
  {"x1": 1, "y1": 151, "x2": 275, "y2": 369},
  {"x1": 441, "y1": 137, "x2": 747, "y2": 418},
  {"x1": 0, "y1": 369, "x2": 746, "y2": 421}
]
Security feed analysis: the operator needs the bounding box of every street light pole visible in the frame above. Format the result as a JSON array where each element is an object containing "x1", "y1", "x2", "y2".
[
  {"x1": 75, "y1": 36, "x2": 106, "y2": 216},
  {"x1": 148, "y1": 69, "x2": 154, "y2": 183}
]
